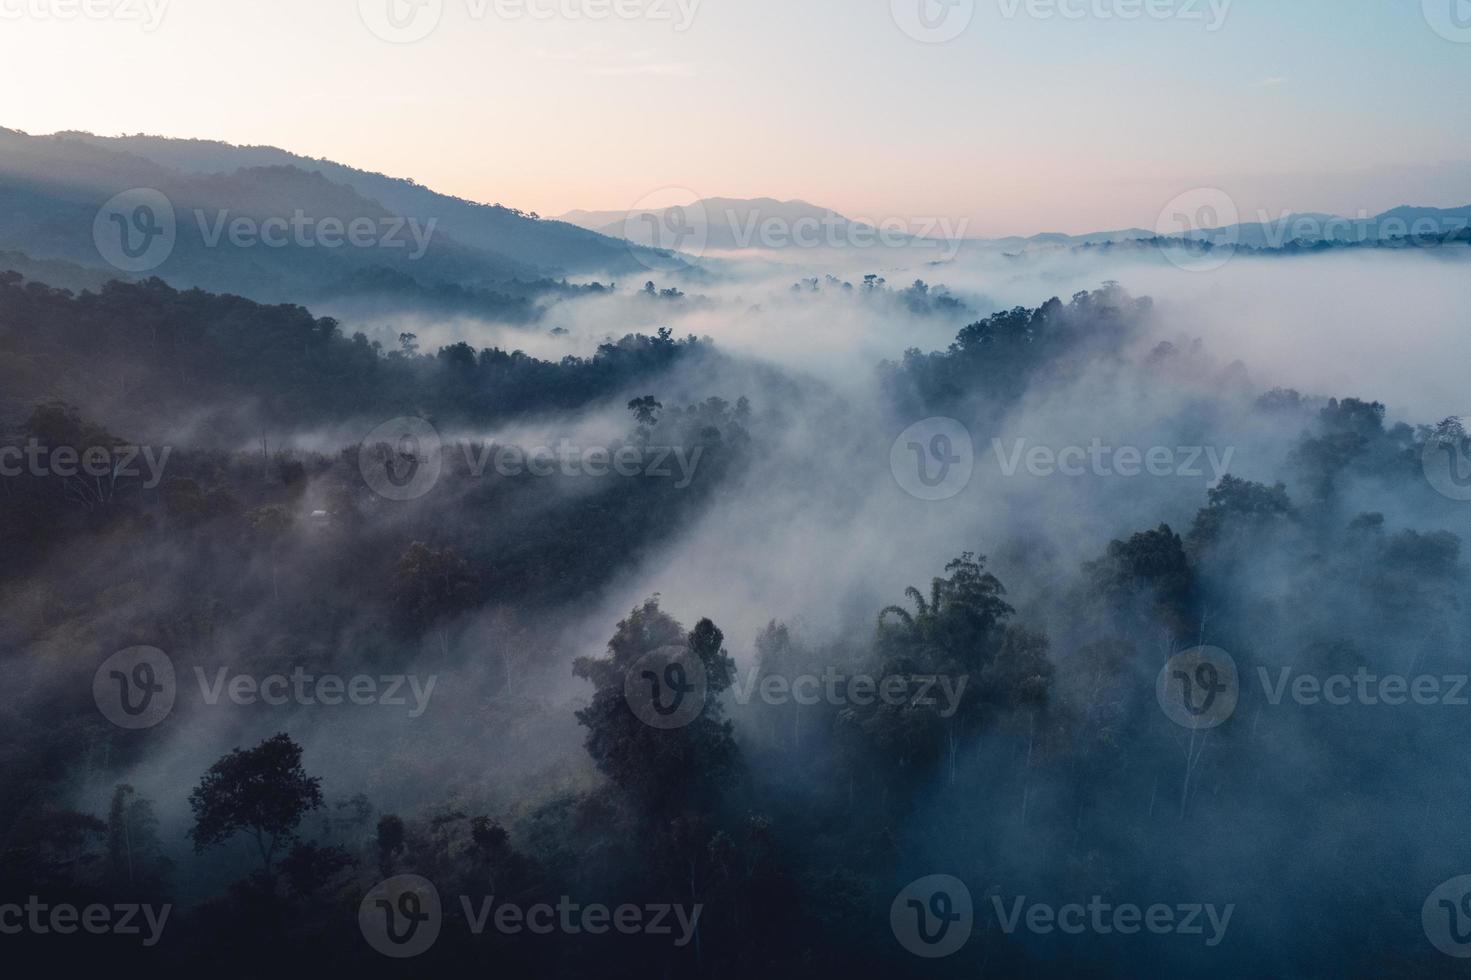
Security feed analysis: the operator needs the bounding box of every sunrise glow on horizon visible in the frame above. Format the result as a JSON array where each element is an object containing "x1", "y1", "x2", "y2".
[{"x1": 3, "y1": 0, "x2": 1468, "y2": 236}]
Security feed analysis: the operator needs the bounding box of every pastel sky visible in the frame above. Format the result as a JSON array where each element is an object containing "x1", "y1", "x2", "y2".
[{"x1": 3, "y1": 0, "x2": 1469, "y2": 236}]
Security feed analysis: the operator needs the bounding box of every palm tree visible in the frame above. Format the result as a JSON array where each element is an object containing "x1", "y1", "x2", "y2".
[{"x1": 877, "y1": 552, "x2": 1014, "y2": 671}]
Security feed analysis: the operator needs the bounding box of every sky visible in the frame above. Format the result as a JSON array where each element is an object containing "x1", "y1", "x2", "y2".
[{"x1": 2, "y1": 0, "x2": 1469, "y2": 236}]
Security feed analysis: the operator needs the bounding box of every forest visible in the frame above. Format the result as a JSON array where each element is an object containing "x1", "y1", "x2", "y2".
[{"x1": 4, "y1": 262, "x2": 1470, "y2": 977}]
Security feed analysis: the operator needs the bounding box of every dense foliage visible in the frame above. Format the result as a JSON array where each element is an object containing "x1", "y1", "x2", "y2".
[{"x1": 2, "y1": 273, "x2": 1468, "y2": 979}]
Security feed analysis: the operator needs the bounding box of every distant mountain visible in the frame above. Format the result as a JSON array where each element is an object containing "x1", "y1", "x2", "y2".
[
  {"x1": 977, "y1": 206, "x2": 1471, "y2": 256},
  {"x1": 1376, "y1": 204, "x2": 1471, "y2": 224},
  {"x1": 1169, "y1": 206, "x2": 1471, "y2": 248},
  {"x1": 0, "y1": 249, "x2": 121, "y2": 293},
  {"x1": 559, "y1": 198, "x2": 1164, "y2": 254},
  {"x1": 560, "y1": 197, "x2": 913, "y2": 251},
  {"x1": 970, "y1": 227, "x2": 1156, "y2": 250},
  {"x1": 567, "y1": 189, "x2": 1471, "y2": 256}
]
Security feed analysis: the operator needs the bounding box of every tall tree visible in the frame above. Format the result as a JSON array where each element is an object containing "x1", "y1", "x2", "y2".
[{"x1": 188, "y1": 733, "x2": 324, "y2": 889}]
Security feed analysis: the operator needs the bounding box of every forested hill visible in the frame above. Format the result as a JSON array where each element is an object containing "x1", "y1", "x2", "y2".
[
  {"x1": 0, "y1": 129, "x2": 685, "y2": 314},
  {"x1": 3, "y1": 277, "x2": 1469, "y2": 978},
  {"x1": 0, "y1": 272, "x2": 716, "y2": 439},
  {"x1": 40, "y1": 130, "x2": 682, "y2": 274}
]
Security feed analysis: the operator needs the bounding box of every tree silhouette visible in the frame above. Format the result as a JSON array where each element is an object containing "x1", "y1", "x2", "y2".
[
  {"x1": 573, "y1": 597, "x2": 740, "y2": 815},
  {"x1": 188, "y1": 733, "x2": 324, "y2": 889}
]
